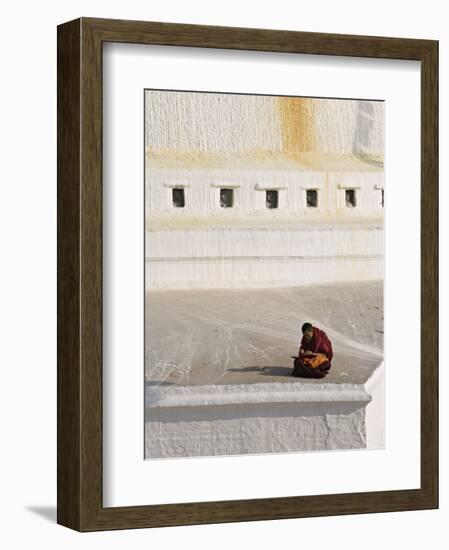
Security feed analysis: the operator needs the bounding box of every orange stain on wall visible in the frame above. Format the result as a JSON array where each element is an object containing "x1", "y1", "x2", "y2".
[{"x1": 278, "y1": 97, "x2": 316, "y2": 153}]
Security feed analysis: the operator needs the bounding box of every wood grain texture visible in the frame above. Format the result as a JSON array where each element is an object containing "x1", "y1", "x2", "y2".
[
  {"x1": 420, "y1": 40, "x2": 439, "y2": 505},
  {"x1": 57, "y1": 18, "x2": 81, "y2": 531},
  {"x1": 57, "y1": 17, "x2": 439, "y2": 532}
]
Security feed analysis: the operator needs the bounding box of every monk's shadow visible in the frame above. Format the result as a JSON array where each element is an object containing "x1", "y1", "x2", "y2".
[{"x1": 228, "y1": 366, "x2": 293, "y2": 378}]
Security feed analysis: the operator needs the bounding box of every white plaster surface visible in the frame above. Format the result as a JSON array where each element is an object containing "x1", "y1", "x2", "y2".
[
  {"x1": 146, "y1": 225, "x2": 383, "y2": 289},
  {"x1": 145, "y1": 280, "x2": 383, "y2": 386},
  {"x1": 364, "y1": 361, "x2": 385, "y2": 449},
  {"x1": 144, "y1": 92, "x2": 384, "y2": 290},
  {"x1": 145, "y1": 91, "x2": 384, "y2": 158},
  {"x1": 145, "y1": 401, "x2": 368, "y2": 458},
  {"x1": 145, "y1": 380, "x2": 374, "y2": 457},
  {"x1": 145, "y1": 162, "x2": 384, "y2": 217}
]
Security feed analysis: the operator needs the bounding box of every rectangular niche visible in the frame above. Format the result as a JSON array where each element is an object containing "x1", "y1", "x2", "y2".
[
  {"x1": 345, "y1": 189, "x2": 357, "y2": 208},
  {"x1": 266, "y1": 190, "x2": 279, "y2": 209},
  {"x1": 306, "y1": 189, "x2": 318, "y2": 207},
  {"x1": 220, "y1": 188, "x2": 234, "y2": 208},
  {"x1": 172, "y1": 188, "x2": 185, "y2": 208}
]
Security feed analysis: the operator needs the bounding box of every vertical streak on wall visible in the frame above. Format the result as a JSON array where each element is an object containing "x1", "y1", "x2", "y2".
[
  {"x1": 278, "y1": 97, "x2": 316, "y2": 153},
  {"x1": 145, "y1": 90, "x2": 283, "y2": 154}
]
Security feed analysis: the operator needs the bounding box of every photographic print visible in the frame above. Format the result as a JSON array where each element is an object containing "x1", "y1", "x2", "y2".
[{"x1": 144, "y1": 90, "x2": 384, "y2": 459}]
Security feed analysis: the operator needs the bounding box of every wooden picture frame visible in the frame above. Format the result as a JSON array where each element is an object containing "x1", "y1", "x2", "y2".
[{"x1": 57, "y1": 17, "x2": 438, "y2": 531}]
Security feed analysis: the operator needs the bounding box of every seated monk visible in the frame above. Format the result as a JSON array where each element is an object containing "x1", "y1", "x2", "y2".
[{"x1": 291, "y1": 322, "x2": 333, "y2": 379}]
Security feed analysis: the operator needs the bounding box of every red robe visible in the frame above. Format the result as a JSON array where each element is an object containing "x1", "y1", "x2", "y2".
[{"x1": 299, "y1": 327, "x2": 333, "y2": 363}]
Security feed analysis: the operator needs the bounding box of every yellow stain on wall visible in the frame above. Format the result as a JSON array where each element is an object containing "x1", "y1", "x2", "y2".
[{"x1": 278, "y1": 97, "x2": 316, "y2": 153}]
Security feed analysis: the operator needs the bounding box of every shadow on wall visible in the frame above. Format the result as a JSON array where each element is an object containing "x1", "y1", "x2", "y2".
[
  {"x1": 353, "y1": 100, "x2": 383, "y2": 168},
  {"x1": 145, "y1": 400, "x2": 366, "y2": 423}
]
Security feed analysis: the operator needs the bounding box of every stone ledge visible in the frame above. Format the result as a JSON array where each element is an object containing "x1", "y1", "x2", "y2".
[
  {"x1": 145, "y1": 381, "x2": 372, "y2": 409},
  {"x1": 144, "y1": 363, "x2": 383, "y2": 458}
]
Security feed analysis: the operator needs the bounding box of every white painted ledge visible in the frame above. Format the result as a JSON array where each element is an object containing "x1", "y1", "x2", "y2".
[
  {"x1": 300, "y1": 183, "x2": 324, "y2": 190},
  {"x1": 145, "y1": 381, "x2": 371, "y2": 409},
  {"x1": 364, "y1": 361, "x2": 385, "y2": 449},
  {"x1": 144, "y1": 364, "x2": 383, "y2": 458},
  {"x1": 163, "y1": 181, "x2": 192, "y2": 188},
  {"x1": 210, "y1": 182, "x2": 241, "y2": 188},
  {"x1": 337, "y1": 182, "x2": 362, "y2": 189},
  {"x1": 254, "y1": 182, "x2": 288, "y2": 190}
]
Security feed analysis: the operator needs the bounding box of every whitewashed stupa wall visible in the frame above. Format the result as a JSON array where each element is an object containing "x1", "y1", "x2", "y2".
[
  {"x1": 145, "y1": 91, "x2": 384, "y2": 158},
  {"x1": 145, "y1": 92, "x2": 283, "y2": 153},
  {"x1": 145, "y1": 226, "x2": 383, "y2": 289},
  {"x1": 144, "y1": 91, "x2": 384, "y2": 289},
  {"x1": 146, "y1": 168, "x2": 384, "y2": 217}
]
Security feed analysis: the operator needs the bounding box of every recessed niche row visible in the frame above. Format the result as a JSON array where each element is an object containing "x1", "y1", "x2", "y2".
[{"x1": 170, "y1": 187, "x2": 383, "y2": 209}]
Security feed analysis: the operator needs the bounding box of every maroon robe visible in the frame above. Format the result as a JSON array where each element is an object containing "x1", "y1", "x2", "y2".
[
  {"x1": 300, "y1": 327, "x2": 333, "y2": 362},
  {"x1": 292, "y1": 327, "x2": 333, "y2": 379}
]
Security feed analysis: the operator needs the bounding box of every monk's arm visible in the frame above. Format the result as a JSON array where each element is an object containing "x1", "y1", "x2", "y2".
[{"x1": 299, "y1": 348, "x2": 317, "y2": 356}]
